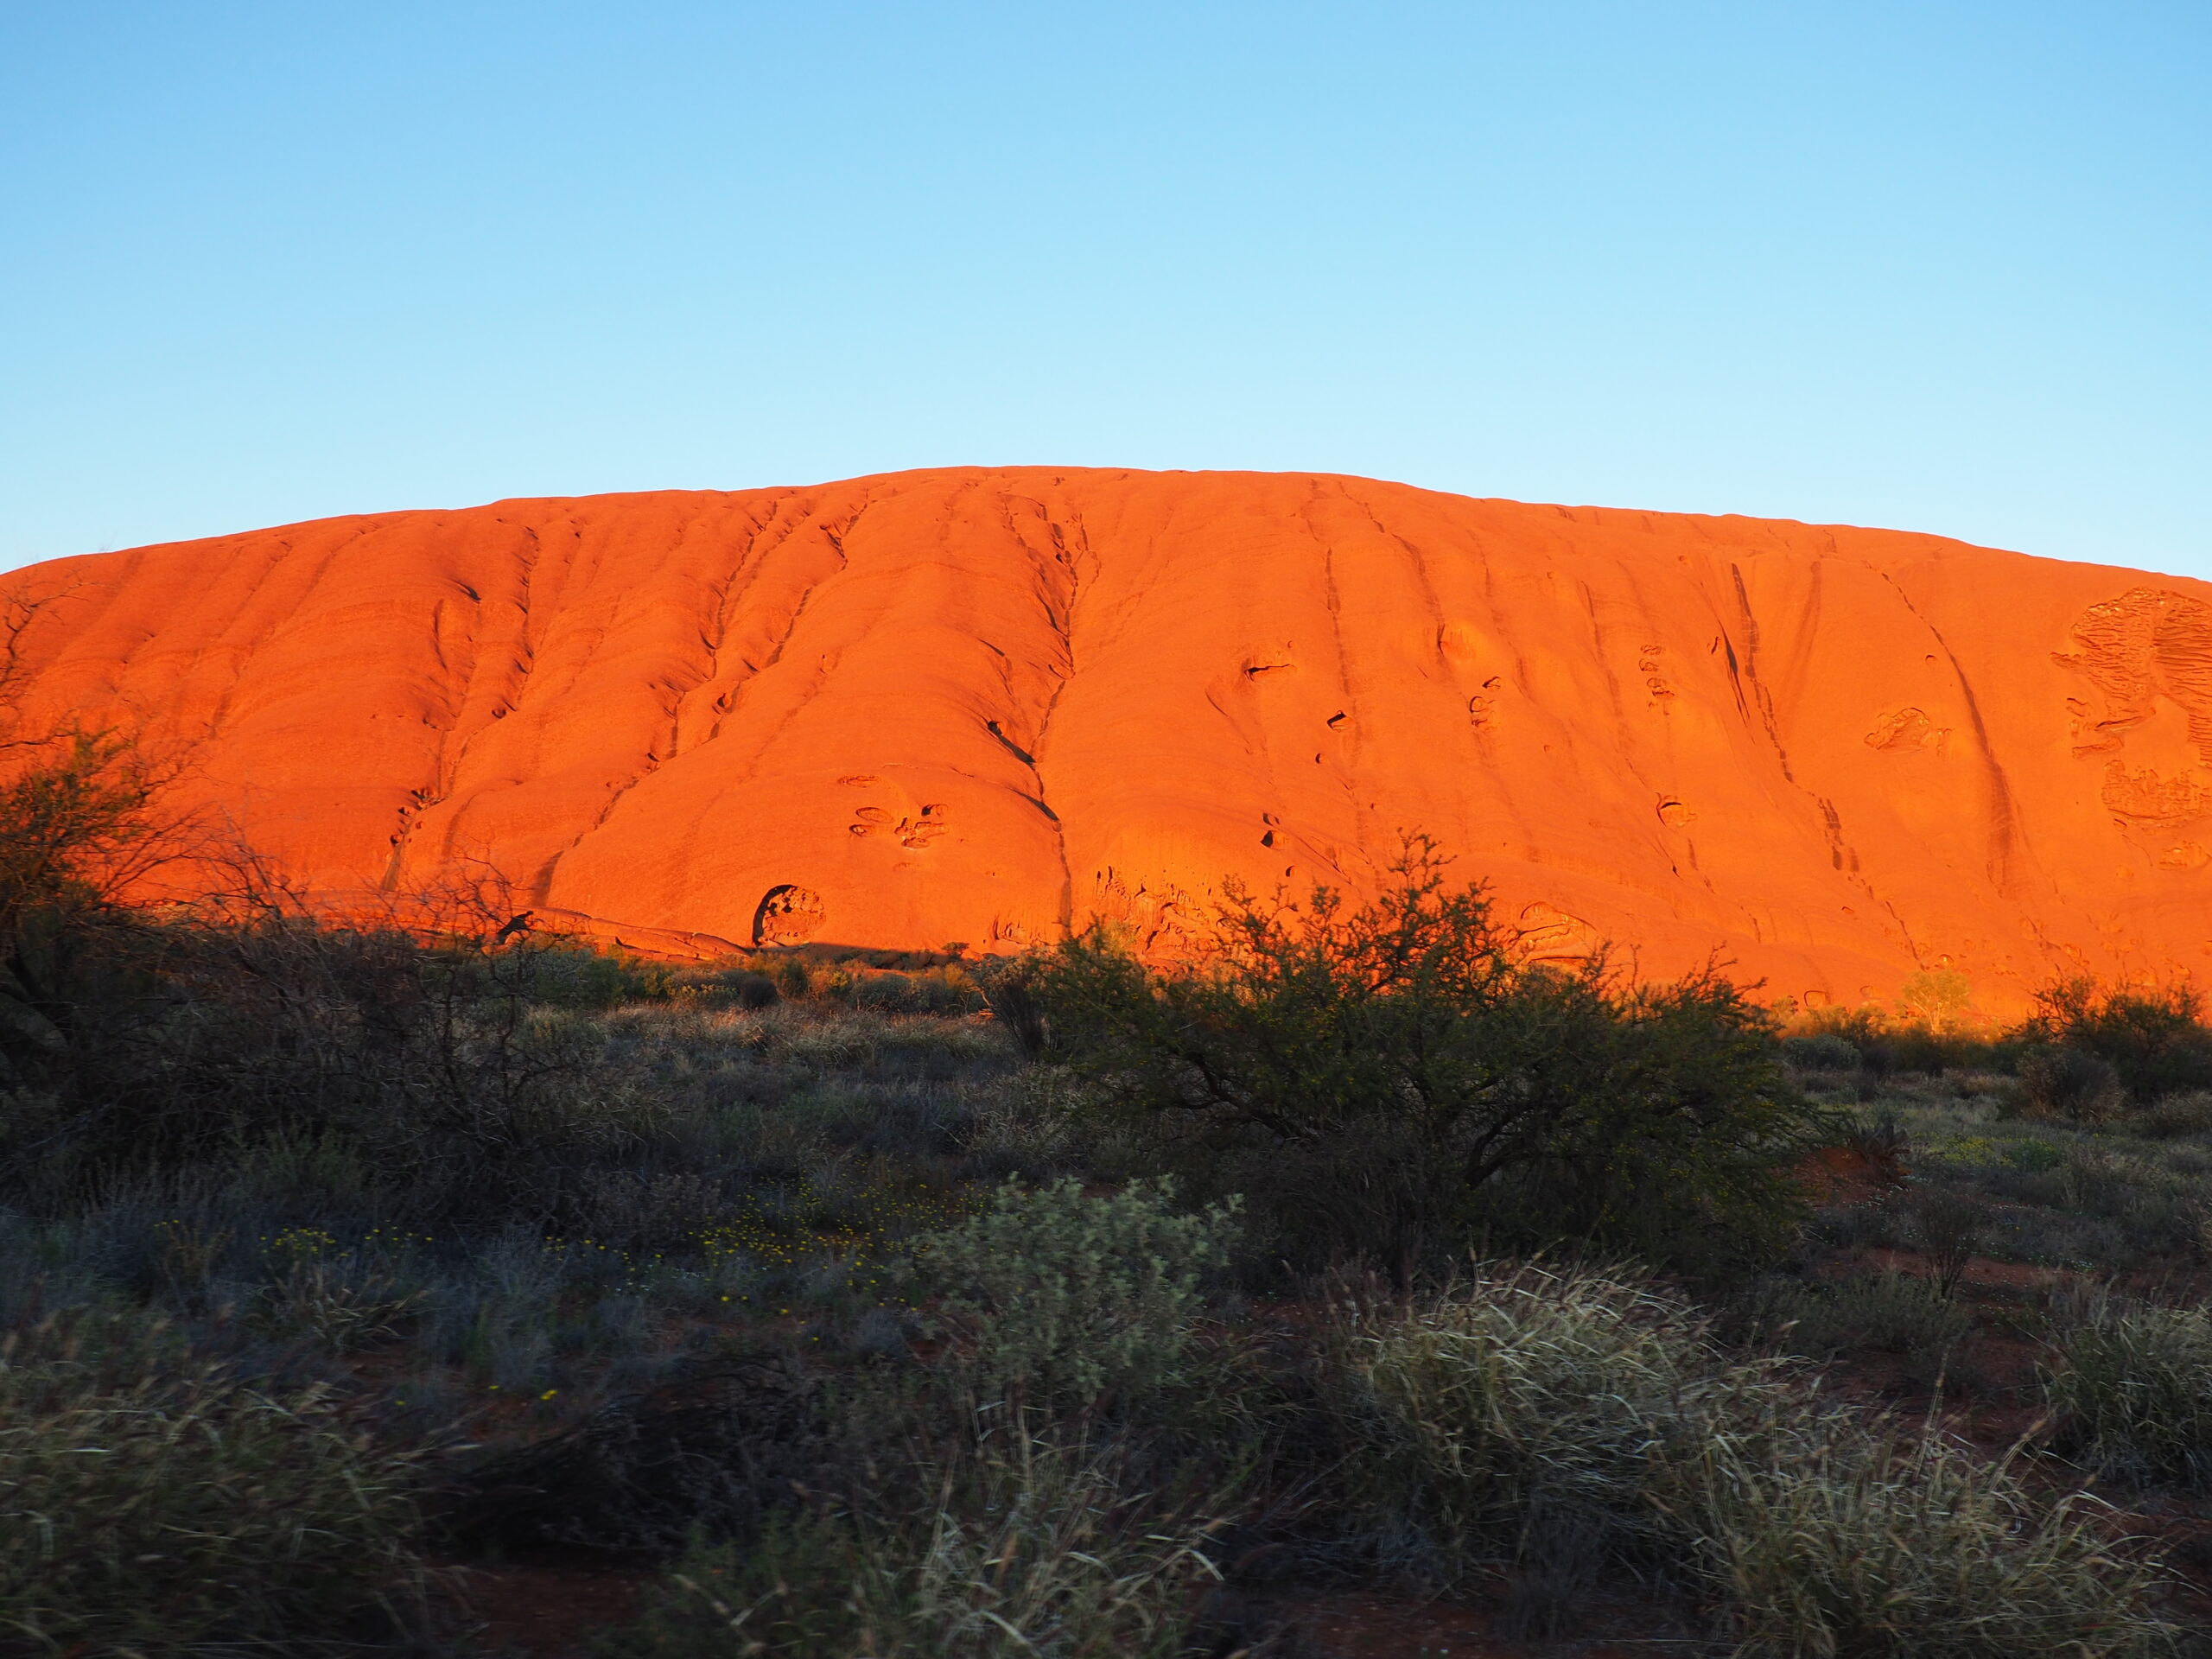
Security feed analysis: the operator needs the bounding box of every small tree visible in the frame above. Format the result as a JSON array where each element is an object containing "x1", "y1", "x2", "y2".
[
  {"x1": 0, "y1": 731, "x2": 181, "y2": 1093},
  {"x1": 1037, "y1": 838, "x2": 1825, "y2": 1280}
]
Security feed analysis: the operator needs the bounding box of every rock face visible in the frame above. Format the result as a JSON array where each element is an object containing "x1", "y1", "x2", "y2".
[{"x1": 8, "y1": 467, "x2": 2210, "y2": 1014}]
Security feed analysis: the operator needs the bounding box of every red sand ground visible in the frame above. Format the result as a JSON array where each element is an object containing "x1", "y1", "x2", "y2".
[{"x1": 8, "y1": 467, "x2": 2210, "y2": 1013}]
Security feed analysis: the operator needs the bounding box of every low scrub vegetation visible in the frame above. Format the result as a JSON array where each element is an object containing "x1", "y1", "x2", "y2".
[
  {"x1": 3, "y1": 691, "x2": 2210, "y2": 1654},
  {"x1": 1742, "y1": 1268, "x2": 1975, "y2": 1368},
  {"x1": 2018, "y1": 977, "x2": 2212, "y2": 1106},
  {"x1": 1319, "y1": 1262, "x2": 1770, "y2": 1584},
  {"x1": 912, "y1": 1175, "x2": 1238, "y2": 1407}
]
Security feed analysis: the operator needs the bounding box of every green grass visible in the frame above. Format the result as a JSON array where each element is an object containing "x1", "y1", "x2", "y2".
[
  {"x1": 2044, "y1": 1301, "x2": 2212, "y2": 1488},
  {"x1": 1742, "y1": 1268, "x2": 1974, "y2": 1363},
  {"x1": 0, "y1": 1312, "x2": 432, "y2": 1656}
]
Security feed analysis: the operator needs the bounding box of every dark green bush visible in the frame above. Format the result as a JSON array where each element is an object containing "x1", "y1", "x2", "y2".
[
  {"x1": 2017, "y1": 1044, "x2": 2128, "y2": 1123},
  {"x1": 972, "y1": 955, "x2": 1052, "y2": 1058},
  {"x1": 1796, "y1": 1005, "x2": 1998, "y2": 1078},
  {"x1": 528, "y1": 943, "x2": 665, "y2": 1008},
  {"x1": 1741, "y1": 1269, "x2": 1974, "y2": 1363},
  {"x1": 1036, "y1": 839, "x2": 1828, "y2": 1279},
  {"x1": 0, "y1": 872, "x2": 663, "y2": 1231},
  {"x1": 1783, "y1": 1032, "x2": 1863, "y2": 1072},
  {"x1": 2133, "y1": 1090, "x2": 2212, "y2": 1139},
  {"x1": 2017, "y1": 977, "x2": 2212, "y2": 1105},
  {"x1": 0, "y1": 731, "x2": 181, "y2": 1106}
]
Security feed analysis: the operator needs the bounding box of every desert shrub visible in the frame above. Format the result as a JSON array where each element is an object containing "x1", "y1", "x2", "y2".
[
  {"x1": 960, "y1": 1065, "x2": 1091, "y2": 1179},
  {"x1": 422, "y1": 1229, "x2": 565, "y2": 1388},
  {"x1": 970, "y1": 954, "x2": 1052, "y2": 1059},
  {"x1": 527, "y1": 943, "x2": 664, "y2": 1008},
  {"x1": 912, "y1": 1178, "x2": 1237, "y2": 1407},
  {"x1": 575, "y1": 1169, "x2": 733, "y2": 1254},
  {"x1": 2017, "y1": 1043, "x2": 2127, "y2": 1123},
  {"x1": 2043, "y1": 1303, "x2": 2212, "y2": 1488},
  {"x1": 0, "y1": 1310, "x2": 429, "y2": 1654},
  {"x1": 1893, "y1": 968, "x2": 1981, "y2": 1038},
  {"x1": 0, "y1": 899, "x2": 671, "y2": 1234},
  {"x1": 2034, "y1": 1147, "x2": 2202, "y2": 1262},
  {"x1": 767, "y1": 1007, "x2": 1001, "y2": 1081},
  {"x1": 848, "y1": 970, "x2": 925, "y2": 1014},
  {"x1": 1038, "y1": 839, "x2": 1827, "y2": 1280},
  {"x1": 1910, "y1": 1187, "x2": 1988, "y2": 1299},
  {"x1": 1313, "y1": 1262, "x2": 2180, "y2": 1653},
  {"x1": 1319, "y1": 1262, "x2": 1775, "y2": 1585},
  {"x1": 2017, "y1": 977, "x2": 2212, "y2": 1105},
  {"x1": 0, "y1": 730, "x2": 183, "y2": 1096},
  {"x1": 601, "y1": 1429, "x2": 1231, "y2": 1659},
  {"x1": 1867, "y1": 1026, "x2": 1957, "y2": 1077},
  {"x1": 2002, "y1": 1135, "x2": 2068, "y2": 1173},
  {"x1": 0, "y1": 723, "x2": 671, "y2": 1233},
  {"x1": 1801, "y1": 1005, "x2": 1996, "y2": 1078},
  {"x1": 724, "y1": 969, "x2": 781, "y2": 1009},
  {"x1": 793, "y1": 962, "x2": 977, "y2": 1017},
  {"x1": 1673, "y1": 1404, "x2": 2176, "y2": 1659},
  {"x1": 1840, "y1": 1111, "x2": 1910, "y2": 1184},
  {"x1": 2133, "y1": 1090, "x2": 2212, "y2": 1140},
  {"x1": 1783, "y1": 1031, "x2": 1862, "y2": 1072}
]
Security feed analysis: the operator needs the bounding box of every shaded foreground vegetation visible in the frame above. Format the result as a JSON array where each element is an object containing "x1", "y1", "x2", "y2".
[{"x1": 3, "y1": 738, "x2": 2212, "y2": 1655}]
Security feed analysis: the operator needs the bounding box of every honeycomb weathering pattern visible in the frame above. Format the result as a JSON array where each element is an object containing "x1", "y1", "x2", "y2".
[{"x1": 8, "y1": 467, "x2": 2210, "y2": 1014}]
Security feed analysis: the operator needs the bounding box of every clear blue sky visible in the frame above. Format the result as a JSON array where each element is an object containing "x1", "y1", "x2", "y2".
[{"x1": 3, "y1": 3, "x2": 2206, "y2": 577}]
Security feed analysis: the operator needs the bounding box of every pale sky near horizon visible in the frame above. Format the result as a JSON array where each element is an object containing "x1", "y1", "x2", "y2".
[{"x1": 3, "y1": 3, "x2": 2207, "y2": 579}]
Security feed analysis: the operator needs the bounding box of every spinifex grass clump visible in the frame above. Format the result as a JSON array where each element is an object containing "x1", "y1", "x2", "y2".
[
  {"x1": 0, "y1": 1311, "x2": 430, "y2": 1655},
  {"x1": 2044, "y1": 1302, "x2": 2212, "y2": 1488},
  {"x1": 601, "y1": 1426, "x2": 1232, "y2": 1659},
  {"x1": 248, "y1": 1224, "x2": 424, "y2": 1353},
  {"x1": 1317, "y1": 1264, "x2": 2183, "y2": 1656},
  {"x1": 1319, "y1": 1261, "x2": 1775, "y2": 1583},
  {"x1": 1672, "y1": 1407, "x2": 2174, "y2": 1659}
]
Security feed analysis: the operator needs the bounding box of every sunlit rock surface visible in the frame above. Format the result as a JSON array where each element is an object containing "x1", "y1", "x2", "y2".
[{"x1": 11, "y1": 467, "x2": 2209, "y2": 1013}]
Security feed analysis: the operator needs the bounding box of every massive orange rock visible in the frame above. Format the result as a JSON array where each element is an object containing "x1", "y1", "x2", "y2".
[{"x1": 8, "y1": 467, "x2": 2209, "y2": 1014}]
